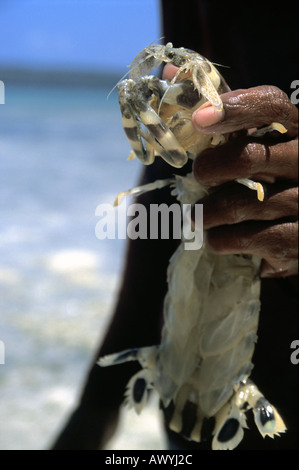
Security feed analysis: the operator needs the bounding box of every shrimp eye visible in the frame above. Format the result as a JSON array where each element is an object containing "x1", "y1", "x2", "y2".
[{"x1": 165, "y1": 51, "x2": 174, "y2": 60}]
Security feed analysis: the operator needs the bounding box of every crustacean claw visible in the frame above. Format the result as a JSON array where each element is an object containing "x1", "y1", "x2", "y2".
[{"x1": 119, "y1": 77, "x2": 188, "y2": 168}]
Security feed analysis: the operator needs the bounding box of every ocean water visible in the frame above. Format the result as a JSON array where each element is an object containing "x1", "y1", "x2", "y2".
[{"x1": 0, "y1": 79, "x2": 166, "y2": 450}]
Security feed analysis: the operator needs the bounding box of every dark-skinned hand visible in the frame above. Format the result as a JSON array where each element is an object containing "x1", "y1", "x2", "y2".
[{"x1": 163, "y1": 64, "x2": 298, "y2": 278}]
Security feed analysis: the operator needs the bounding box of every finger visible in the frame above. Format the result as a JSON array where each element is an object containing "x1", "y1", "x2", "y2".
[
  {"x1": 199, "y1": 184, "x2": 298, "y2": 229},
  {"x1": 259, "y1": 258, "x2": 298, "y2": 278},
  {"x1": 193, "y1": 138, "x2": 298, "y2": 187},
  {"x1": 206, "y1": 220, "x2": 298, "y2": 278},
  {"x1": 162, "y1": 64, "x2": 179, "y2": 81},
  {"x1": 192, "y1": 86, "x2": 298, "y2": 138}
]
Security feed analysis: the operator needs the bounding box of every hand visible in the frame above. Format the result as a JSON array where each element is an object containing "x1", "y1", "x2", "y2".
[{"x1": 163, "y1": 65, "x2": 298, "y2": 278}]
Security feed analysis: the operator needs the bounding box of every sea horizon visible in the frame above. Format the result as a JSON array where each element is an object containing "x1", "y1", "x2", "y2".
[{"x1": 0, "y1": 63, "x2": 122, "y2": 89}]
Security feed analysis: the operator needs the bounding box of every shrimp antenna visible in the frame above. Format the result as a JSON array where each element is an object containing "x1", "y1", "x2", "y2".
[
  {"x1": 107, "y1": 69, "x2": 132, "y2": 100},
  {"x1": 211, "y1": 61, "x2": 230, "y2": 69},
  {"x1": 157, "y1": 66, "x2": 182, "y2": 115},
  {"x1": 148, "y1": 36, "x2": 165, "y2": 46}
]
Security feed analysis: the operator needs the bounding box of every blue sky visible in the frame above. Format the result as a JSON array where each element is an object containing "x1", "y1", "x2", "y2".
[{"x1": 0, "y1": 0, "x2": 160, "y2": 72}]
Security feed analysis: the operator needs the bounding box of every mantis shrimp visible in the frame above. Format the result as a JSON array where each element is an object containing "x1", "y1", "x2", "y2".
[{"x1": 98, "y1": 42, "x2": 287, "y2": 450}]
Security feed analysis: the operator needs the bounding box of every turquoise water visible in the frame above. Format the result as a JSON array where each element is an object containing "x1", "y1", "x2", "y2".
[{"x1": 0, "y1": 80, "x2": 154, "y2": 449}]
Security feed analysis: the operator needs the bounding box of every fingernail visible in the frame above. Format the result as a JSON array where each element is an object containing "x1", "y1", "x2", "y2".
[
  {"x1": 260, "y1": 266, "x2": 287, "y2": 278},
  {"x1": 193, "y1": 103, "x2": 224, "y2": 129}
]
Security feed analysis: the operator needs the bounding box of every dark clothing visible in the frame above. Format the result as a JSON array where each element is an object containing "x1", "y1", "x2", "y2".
[{"x1": 162, "y1": 0, "x2": 298, "y2": 94}]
